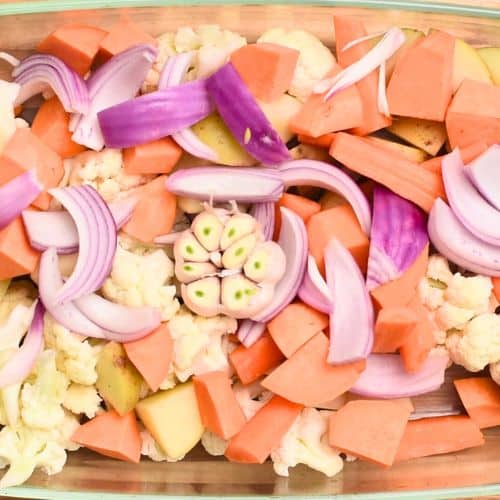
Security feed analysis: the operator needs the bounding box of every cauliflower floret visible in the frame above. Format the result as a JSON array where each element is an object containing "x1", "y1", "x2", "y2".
[
  {"x1": 435, "y1": 303, "x2": 475, "y2": 331},
  {"x1": 0, "y1": 424, "x2": 67, "y2": 488},
  {"x1": 490, "y1": 361, "x2": 500, "y2": 385},
  {"x1": 233, "y1": 383, "x2": 272, "y2": 420},
  {"x1": 427, "y1": 255, "x2": 454, "y2": 285},
  {"x1": 0, "y1": 280, "x2": 37, "y2": 324},
  {"x1": 201, "y1": 430, "x2": 228, "y2": 457},
  {"x1": 20, "y1": 350, "x2": 69, "y2": 430},
  {"x1": 446, "y1": 314, "x2": 500, "y2": 372},
  {"x1": 271, "y1": 408, "x2": 343, "y2": 478},
  {"x1": 168, "y1": 307, "x2": 237, "y2": 382},
  {"x1": 140, "y1": 428, "x2": 181, "y2": 462},
  {"x1": 257, "y1": 29, "x2": 335, "y2": 101},
  {"x1": 102, "y1": 241, "x2": 180, "y2": 322},
  {"x1": 44, "y1": 315, "x2": 102, "y2": 386},
  {"x1": 69, "y1": 149, "x2": 152, "y2": 202},
  {"x1": 418, "y1": 278, "x2": 445, "y2": 311},
  {"x1": 143, "y1": 25, "x2": 246, "y2": 92},
  {"x1": 63, "y1": 384, "x2": 102, "y2": 419},
  {"x1": 445, "y1": 274, "x2": 492, "y2": 313}
]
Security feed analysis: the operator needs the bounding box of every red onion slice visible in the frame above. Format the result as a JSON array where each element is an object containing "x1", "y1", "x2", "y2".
[
  {"x1": 237, "y1": 319, "x2": 267, "y2": 347},
  {"x1": 0, "y1": 52, "x2": 20, "y2": 67},
  {"x1": 314, "y1": 27, "x2": 405, "y2": 100},
  {"x1": 0, "y1": 171, "x2": 42, "y2": 230},
  {"x1": 0, "y1": 300, "x2": 44, "y2": 389},
  {"x1": 12, "y1": 54, "x2": 89, "y2": 113},
  {"x1": 443, "y1": 148, "x2": 500, "y2": 246},
  {"x1": 206, "y1": 63, "x2": 290, "y2": 166},
  {"x1": 250, "y1": 202, "x2": 275, "y2": 241},
  {"x1": 351, "y1": 353, "x2": 449, "y2": 398},
  {"x1": 279, "y1": 159, "x2": 371, "y2": 234},
  {"x1": 366, "y1": 185, "x2": 428, "y2": 291},
  {"x1": 158, "y1": 52, "x2": 218, "y2": 162},
  {"x1": 467, "y1": 145, "x2": 500, "y2": 211},
  {"x1": 49, "y1": 185, "x2": 117, "y2": 304},
  {"x1": 251, "y1": 207, "x2": 308, "y2": 323},
  {"x1": 38, "y1": 247, "x2": 105, "y2": 338},
  {"x1": 428, "y1": 198, "x2": 500, "y2": 276},
  {"x1": 166, "y1": 167, "x2": 284, "y2": 203},
  {"x1": 73, "y1": 44, "x2": 157, "y2": 151},
  {"x1": 22, "y1": 197, "x2": 136, "y2": 254},
  {"x1": 325, "y1": 238, "x2": 373, "y2": 364},
  {"x1": 74, "y1": 294, "x2": 161, "y2": 336},
  {"x1": 298, "y1": 255, "x2": 333, "y2": 314}
]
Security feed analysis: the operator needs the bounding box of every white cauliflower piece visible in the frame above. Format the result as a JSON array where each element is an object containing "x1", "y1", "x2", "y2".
[
  {"x1": 168, "y1": 307, "x2": 237, "y2": 382},
  {"x1": 435, "y1": 303, "x2": 475, "y2": 331},
  {"x1": 20, "y1": 350, "x2": 69, "y2": 430},
  {"x1": 159, "y1": 367, "x2": 177, "y2": 390},
  {"x1": 143, "y1": 25, "x2": 246, "y2": 92},
  {"x1": 63, "y1": 384, "x2": 102, "y2": 419},
  {"x1": 233, "y1": 383, "x2": 272, "y2": 420},
  {"x1": 102, "y1": 242, "x2": 180, "y2": 322},
  {"x1": 427, "y1": 255, "x2": 453, "y2": 285},
  {"x1": 257, "y1": 29, "x2": 335, "y2": 101},
  {"x1": 0, "y1": 81, "x2": 19, "y2": 153},
  {"x1": 490, "y1": 361, "x2": 500, "y2": 385},
  {"x1": 69, "y1": 148, "x2": 152, "y2": 202},
  {"x1": 44, "y1": 315, "x2": 101, "y2": 386},
  {"x1": 140, "y1": 428, "x2": 181, "y2": 462},
  {"x1": 0, "y1": 424, "x2": 67, "y2": 488},
  {"x1": 446, "y1": 314, "x2": 500, "y2": 372},
  {"x1": 418, "y1": 278, "x2": 445, "y2": 311},
  {"x1": 445, "y1": 274, "x2": 492, "y2": 313},
  {"x1": 201, "y1": 430, "x2": 228, "y2": 456},
  {"x1": 271, "y1": 408, "x2": 343, "y2": 478},
  {"x1": 0, "y1": 281, "x2": 36, "y2": 325},
  {"x1": 53, "y1": 411, "x2": 81, "y2": 452}
]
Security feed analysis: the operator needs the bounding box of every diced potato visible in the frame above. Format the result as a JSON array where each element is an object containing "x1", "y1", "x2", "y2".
[
  {"x1": 452, "y1": 39, "x2": 492, "y2": 92},
  {"x1": 478, "y1": 47, "x2": 500, "y2": 85},
  {"x1": 387, "y1": 117, "x2": 447, "y2": 155}
]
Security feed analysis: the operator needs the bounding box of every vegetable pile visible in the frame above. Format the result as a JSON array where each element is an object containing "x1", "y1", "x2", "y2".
[{"x1": 0, "y1": 13, "x2": 499, "y2": 488}]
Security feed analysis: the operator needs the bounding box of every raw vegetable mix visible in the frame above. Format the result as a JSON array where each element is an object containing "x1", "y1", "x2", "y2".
[{"x1": 0, "y1": 12, "x2": 499, "y2": 488}]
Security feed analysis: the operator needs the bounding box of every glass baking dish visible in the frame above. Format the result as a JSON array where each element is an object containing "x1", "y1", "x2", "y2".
[{"x1": 0, "y1": 0, "x2": 499, "y2": 498}]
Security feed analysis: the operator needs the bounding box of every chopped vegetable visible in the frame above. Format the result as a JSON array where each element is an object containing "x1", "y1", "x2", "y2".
[
  {"x1": 37, "y1": 23, "x2": 107, "y2": 75},
  {"x1": 193, "y1": 371, "x2": 246, "y2": 439},
  {"x1": 329, "y1": 132, "x2": 445, "y2": 213},
  {"x1": 267, "y1": 302, "x2": 329, "y2": 358},
  {"x1": 329, "y1": 399, "x2": 411, "y2": 466},
  {"x1": 373, "y1": 306, "x2": 418, "y2": 353},
  {"x1": 230, "y1": 43, "x2": 299, "y2": 102},
  {"x1": 298, "y1": 132, "x2": 336, "y2": 148},
  {"x1": 123, "y1": 138, "x2": 182, "y2": 175},
  {"x1": 367, "y1": 186, "x2": 428, "y2": 291},
  {"x1": 467, "y1": 145, "x2": 500, "y2": 211},
  {"x1": 229, "y1": 333, "x2": 284, "y2": 384},
  {"x1": 262, "y1": 333, "x2": 364, "y2": 406},
  {"x1": 206, "y1": 63, "x2": 290, "y2": 165},
  {"x1": 225, "y1": 395, "x2": 303, "y2": 464},
  {"x1": 298, "y1": 255, "x2": 333, "y2": 314},
  {"x1": 72, "y1": 410, "x2": 142, "y2": 463},
  {"x1": 454, "y1": 377, "x2": 500, "y2": 429},
  {"x1": 278, "y1": 193, "x2": 321, "y2": 225},
  {"x1": 395, "y1": 415, "x2": 484, "y2": 462}
]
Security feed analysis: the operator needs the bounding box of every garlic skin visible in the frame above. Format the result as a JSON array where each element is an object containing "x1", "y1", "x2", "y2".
[{"x1": 174, "y1": 206, "x2": 286, "y2": 318}]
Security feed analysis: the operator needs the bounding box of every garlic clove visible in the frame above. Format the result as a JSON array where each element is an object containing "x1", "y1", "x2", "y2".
[
  {"x1": 220, "y1": 274, "x2": 259, "y2": 318},
  {"x1": 175, "y1": 261, "x2": 218, "y2": 283},
  {"x1": 174, "y1": 231, "x2": 210, "y2": 262},
  {"x1": 220, "y1": 214, "x2": 257, "y2": 250},
  {"x1": 182, "y1": 277, "x2": 221, "y2": 317},
  {"x1": 192, "y1": 211, "x2": 224, "y2": 252},
  {"x1": 222, "y1": 233, "x2": 258, "y2": 270},
  {"x1": 244, "y1": 241, "x2": 287, "y2": 284}
]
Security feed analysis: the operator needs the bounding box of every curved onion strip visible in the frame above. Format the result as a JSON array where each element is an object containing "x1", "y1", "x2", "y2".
[
  {"x1": 22, "y1": 197, "x2": 136, "y2": 254},
  {"x1": 314, "y1": 27, "x2": 405, "y2": 100},
  {"x1": 252, "y1": 207, "x2": 308, "y2": 323},
  {"x1": 325, "y1": 238, "x2": 373, "y2": 364},
  {"x1": 428, "y1": 198, "x2": 500, "y2": 276},
  {"x1": 443, "y1": 148, "x2": 500, "y2": 246},
  {"x1": 237, "y1": 319, "x2": 267, "y2": 347},
  {"x1": 158, "y1": 52, "x2": 218, "y2": 162},
  {"x1": 74, "y1": 294, "x2": 160, "y2": 336},
  {"x1": 298, "y1": 255, "x2": 333, "y2": 314},
  {"x1": 49, "y1": 185, "x2": 117, "y2": 304},
  {"x1": 0, "y1": 52, "x2": 20, "y2": 67},
  {"x1": 0, "y1": 300, "x2": 44, "y2": 389},
  {"x1": 279, "y1": 159, "x2": 371, "y2": 234},
  {"x1": 0, "y1": 171, "x2": 42, "y2": 230},
  {"x1": 38, "y1": 247, "x2": 105, "y2": 338},
  {"x1": 166, "y1": 167, "x2": 284, "y2": 203},
  {"x1": 12, "y1": 54, "x2": 89, "y2": 113},
  {"x1": 250, "y1": 202, "x2": 275, "y2": 241},
  {"x1": 467, "y1": 145, "x2": 500, "y2": 211},
  {"x1": 351, "y1": 353, "x2": 449, "y2": 398}
]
